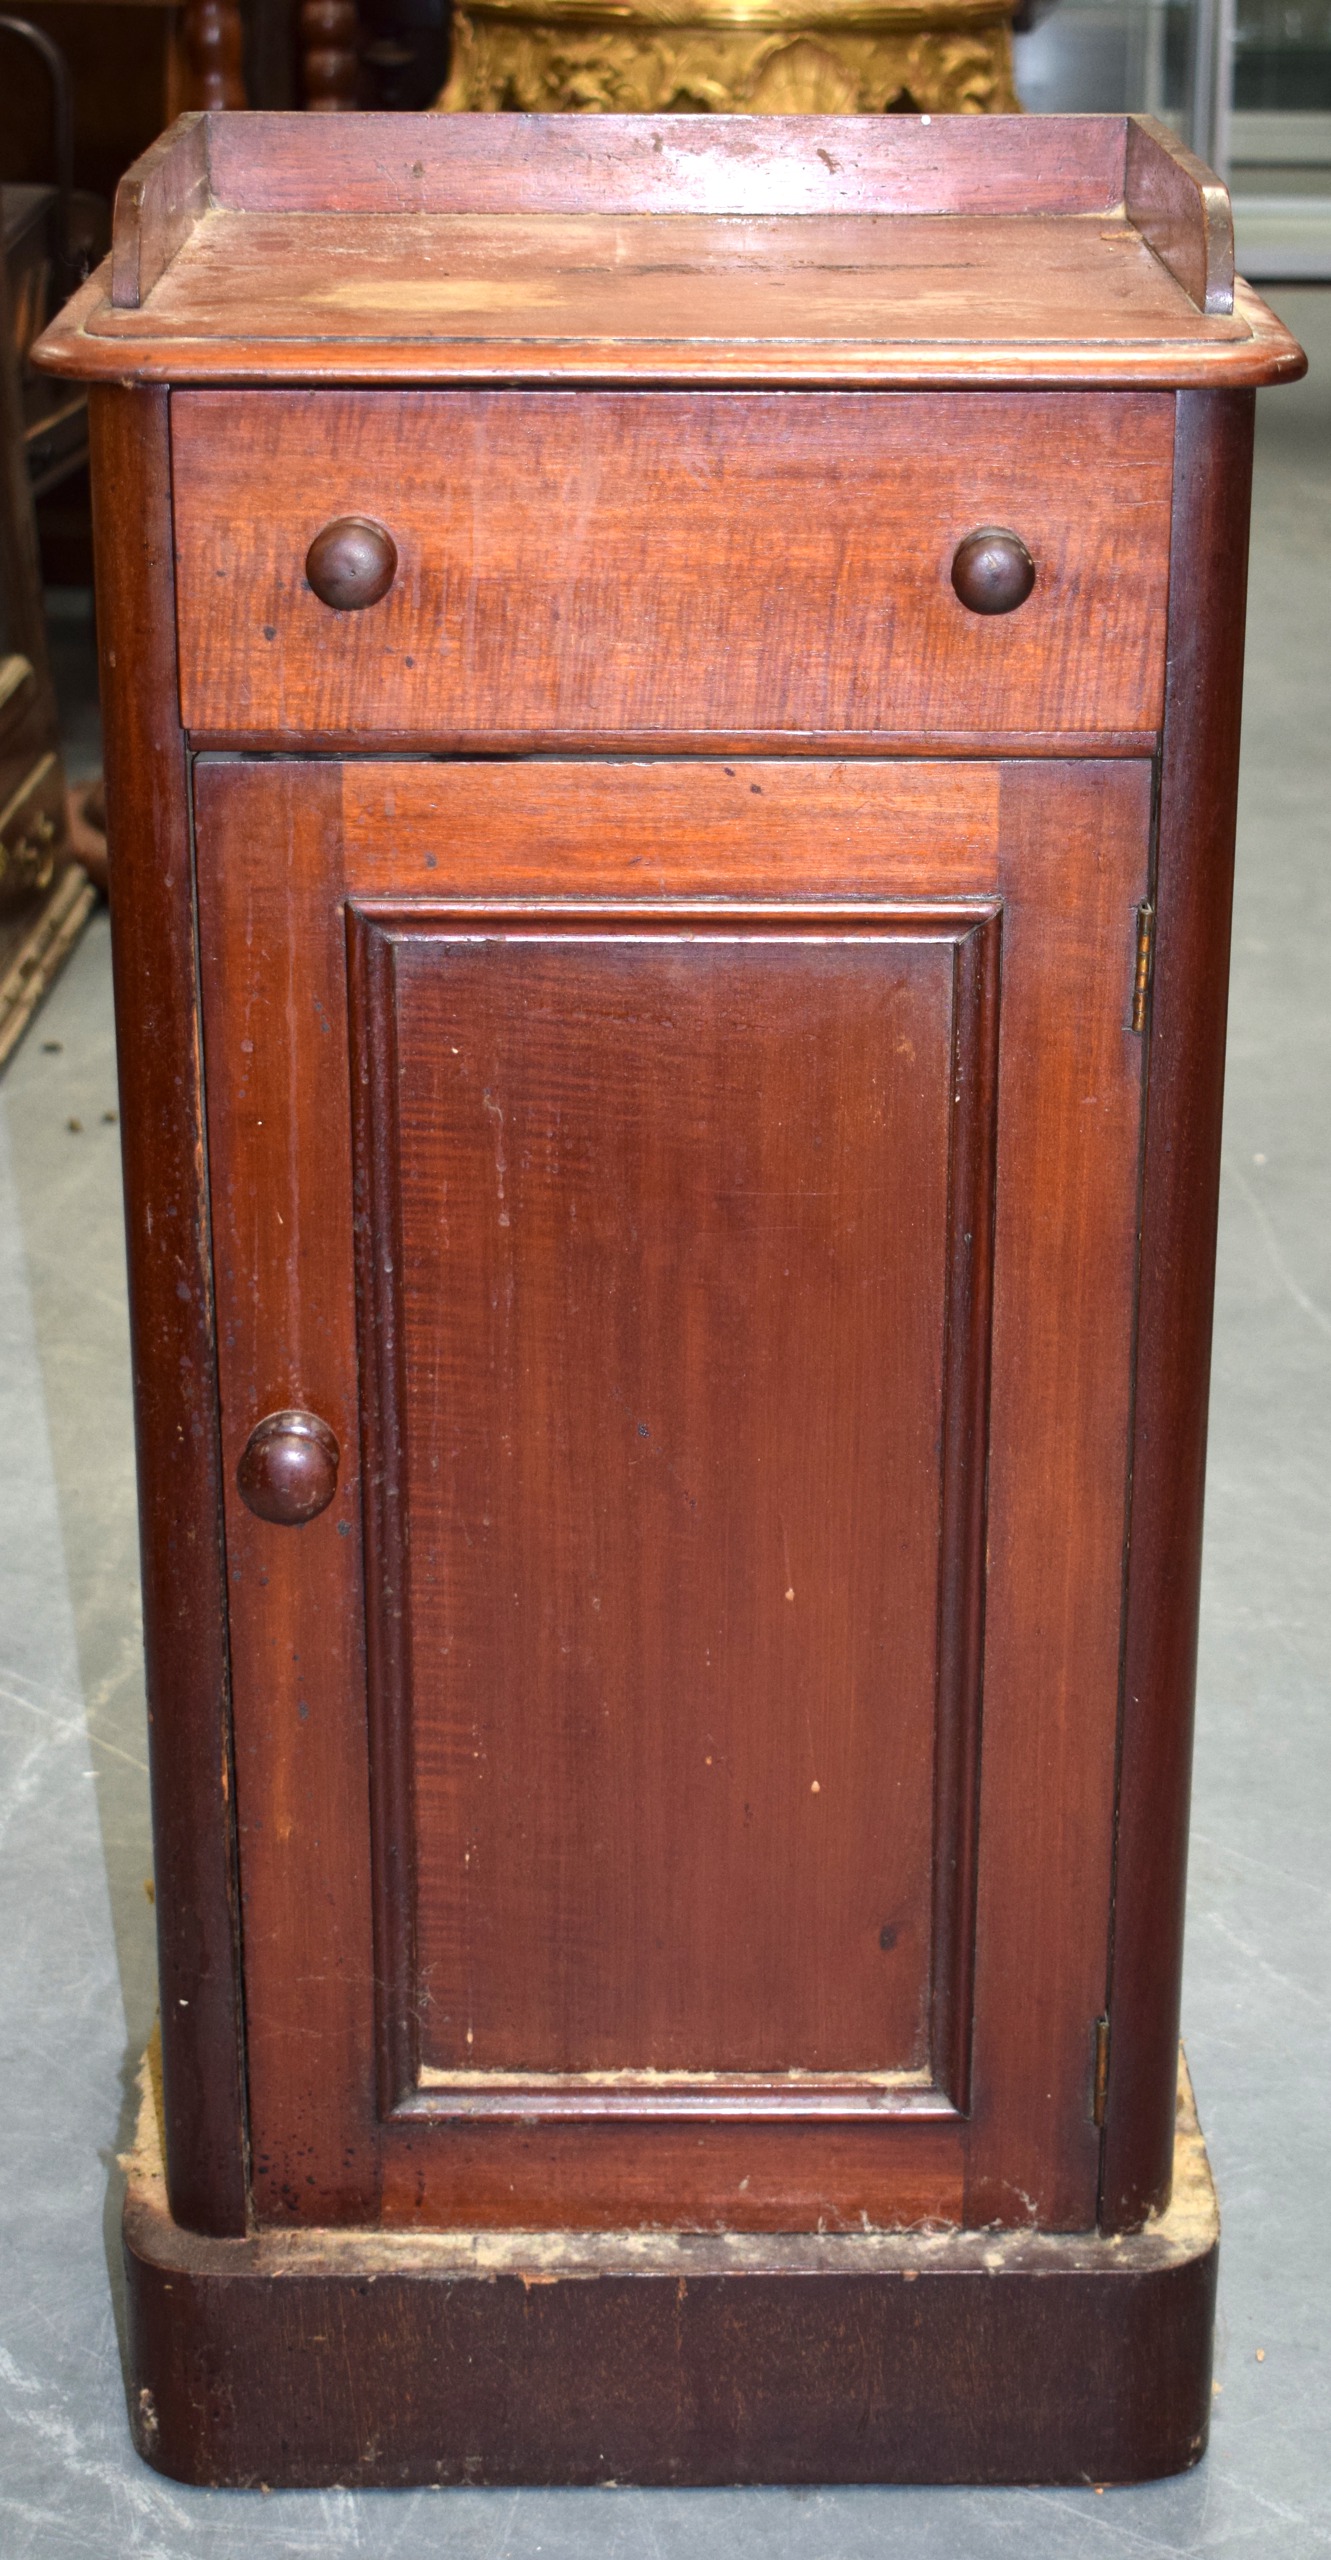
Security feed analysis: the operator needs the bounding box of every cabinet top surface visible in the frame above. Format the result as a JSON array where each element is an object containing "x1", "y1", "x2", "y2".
[{"x1": 37, "y1": 112, "x2": 1304, "y2": 391}]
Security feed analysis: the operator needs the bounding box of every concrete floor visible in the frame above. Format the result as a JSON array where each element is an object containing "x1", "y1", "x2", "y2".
[{"x1": 1, "y1": 295, "x2": 1328, "y2": 2555}]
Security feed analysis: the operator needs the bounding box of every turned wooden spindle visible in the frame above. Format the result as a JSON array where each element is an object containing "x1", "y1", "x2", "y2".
[
  {"x1": 301, "y1": 0, "x2": 361, "y2": 108},
  {"x1": 181, "y1": 0, "x2": 247, "y2": 108}
]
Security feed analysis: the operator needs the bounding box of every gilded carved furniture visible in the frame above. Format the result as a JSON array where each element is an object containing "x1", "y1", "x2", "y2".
[{"x1": 438, "y1": 0, "x2": 1018, "y2": 117}]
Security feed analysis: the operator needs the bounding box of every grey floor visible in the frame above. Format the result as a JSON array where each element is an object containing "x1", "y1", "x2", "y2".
[{"x1": 2, "y1": 297, "x2": 1329, "y2": 2556}]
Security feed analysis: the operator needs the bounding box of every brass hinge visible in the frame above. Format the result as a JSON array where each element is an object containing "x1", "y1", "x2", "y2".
[
  {"x1": 1131, "y1": 901, "x2": 1156, "y2": 1034},
  {"x1": 1092, "y1": 2014, "x2": 1111, "y2": 2126}
]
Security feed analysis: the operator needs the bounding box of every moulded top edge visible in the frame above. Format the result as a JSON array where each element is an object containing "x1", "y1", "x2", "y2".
[{"x1": 33, "y1": 262, "x2": 1307, "y2": 393}]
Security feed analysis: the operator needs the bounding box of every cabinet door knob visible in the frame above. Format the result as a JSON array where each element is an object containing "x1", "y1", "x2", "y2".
[
  {"x1": 951, "y1": 528, "x2": 1036, "y2": 616},
  {"x1": 305, "y1": 516, "x2": 398, "y2": 612},
  {"x1": 237, "y1": 1410, "x2": 340, "y2": 1525}
]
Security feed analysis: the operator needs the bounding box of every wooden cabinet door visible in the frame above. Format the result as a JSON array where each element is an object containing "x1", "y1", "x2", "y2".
[{"x1": 194, "y1": 754, "x2": 1151, "y2": 2235}]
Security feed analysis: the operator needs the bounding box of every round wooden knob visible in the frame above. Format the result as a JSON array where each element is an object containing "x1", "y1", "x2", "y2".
[
  {"x1": 305, "y1": 516, "x2": 397, "y2": 612},
  {"x1": 951, "y1": 528, "x2": 1036, "y2": 617},
  {"x1": 237, "y1": 1410, "x2": 340, "y2": 1525}
]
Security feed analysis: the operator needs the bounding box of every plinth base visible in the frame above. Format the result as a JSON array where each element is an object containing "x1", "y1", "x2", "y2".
[{"x1": 124, "y1": 2063, "x2": 1218, "y2": 2488}]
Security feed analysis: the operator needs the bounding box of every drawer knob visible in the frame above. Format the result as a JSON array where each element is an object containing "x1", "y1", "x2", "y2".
[
  {"x1": 237, "y1": 1410, "x2": 340, "y2": 1526},
  {"x1": 305, "y1": 516, "x2": 398, "y2": 612},
  {"x1": 951, "y1": 528, "x2": 1036, "y2": 617}
]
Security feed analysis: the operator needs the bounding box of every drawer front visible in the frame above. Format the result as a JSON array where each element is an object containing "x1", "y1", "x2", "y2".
[{"x1": 172, "y1": 389, "x2": 1174, "y2": 742}]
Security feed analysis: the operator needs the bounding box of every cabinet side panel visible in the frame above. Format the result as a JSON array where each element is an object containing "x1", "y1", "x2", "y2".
[
  {"x1": 88, "y1": 386, "x2": 248, "y2": 2234},
  {"x1": 1102, "y1": 389, "x2": 1256, "y2": 2230}
]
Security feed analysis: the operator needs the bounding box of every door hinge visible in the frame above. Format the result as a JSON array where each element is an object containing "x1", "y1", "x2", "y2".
[
  {"x1": 1092, "y1": 2014, "x2": 1111, "y2": 2126},
  {"x1": 1131, "y1": 901, "x2": 1155, "y2": 1034}
]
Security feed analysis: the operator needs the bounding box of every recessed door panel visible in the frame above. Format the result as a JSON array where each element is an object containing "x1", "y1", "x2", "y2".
[{"x1": 348, "y1": 907, "x2": 998, "y2": 2103}]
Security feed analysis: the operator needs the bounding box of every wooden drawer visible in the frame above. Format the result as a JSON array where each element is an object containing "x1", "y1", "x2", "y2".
[{"x1": 171, "y1": 389, "x2": 1174, "y2": 743}]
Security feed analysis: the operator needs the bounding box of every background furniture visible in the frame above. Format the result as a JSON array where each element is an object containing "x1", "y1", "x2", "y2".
[
  {"x1": 0, "y1": 0, "x2": 240, "y2": 204},
  {"x1": 37, "y1": 107, "x2": 1303, "y2": 2488},
  {"x1": 0, "y1": 0, "x2": 377, "y2": 153},
  {"x1": 0, "y1": 290, "x2": 95, "y2": 1064},
  {"x1": 437, "y1": 0, "x2": 1018, "y2": 115},
  {"x1": 0, "y1": 22, "x2": 101, "y2": 1063}
]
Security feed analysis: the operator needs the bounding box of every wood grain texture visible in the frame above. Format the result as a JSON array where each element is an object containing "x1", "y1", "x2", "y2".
[
  {"x1": 339, "y1": 759, "x2": 1002, "y2": 883},
  {"x1": 348, "y1": 902, "x2": 998, "y2": 2103},
  {"x1": 38, "y1": 265, "x2": 1303, "y2": 393},
  {"x1": 1125, "y1": 118, "x2": 1235, "y2": 318},
  {"x1": 38, "y1": 117, "x2": 1305, "y2": 396},
  {"x1": 81, "y1": 107, "x2": 1255, "y2": 309},
  {"x1": 189, "y1": 726, "x2": 1162, "y2": 760},
  {"x1": 195, "y1": 756, "x2": 989, "y2": 2228},
  {"x1": 194, "y1": 751, "x2": 1149, "y2": 2233},
  {"x1": 963, "y1": 757, "x2": 1151, "y2": 2231},
  {"x1": 95, "y1": 210, "x2": 1250, "y2": 349},
  {"x1": 171, "y1": 389, "x2": 1175, "y2": 741},
  {"x1": 122, "y1": 2057, "x2": 1219, "y2": 2487},
  {"x1": 110, "y1": 111, "x2": 211, "y2": 312},
  {"x1": 60, "y1": 114, "x2": 1303, "y2": 2474},
  {"x1": 1101, "y1": 391, "x2": 1257, "y2": 2232},
  {"x1": 194, "y1": 758, "x2": 382, "y2": 2226},
  {"x1": 87, "y1": 387, "x2": 247, "y2": 2236},
  {"x1": 194, "y1": 107, "x2": 1138, "y2": 218}
]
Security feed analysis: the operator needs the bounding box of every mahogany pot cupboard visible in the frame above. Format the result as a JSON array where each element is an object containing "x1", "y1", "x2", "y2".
[{"x1": 36, "y1": 110, "x2": 1304, "y2": 2489}]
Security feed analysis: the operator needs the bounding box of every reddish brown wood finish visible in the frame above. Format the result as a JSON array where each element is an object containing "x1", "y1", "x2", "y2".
[
  {"x1": 950, "y1": 528, "x2": 1036, "y2": 616},
  {"x1": 82, "y1": 107, "x2": 1239, "y2": 316},
  {"x1": 88, "y1": 387, "x2": 247, "y2": 2236},
  {"x1": 40, "y1": 273, "x2": 1301, "y2": 397},
  {"x1": 110, "y1": 114, "x2": 210, "y2": 313},
  {"x1": 1125, "y1": 118, "x2": 1235, "y2": 318},
  {"x1": 32, "y1": 117, "x2": 1306, "y2": 396},
  {"x1": 349, "y1": 902, "x2": 996, "y2": 2094},
  {"x1": 181, "y1": 0, "x2": 247, "y2": 110},
  {"x1": 186, "y1": 725, "x2": 1164, "y2": 761},
  {"x1": 91, "y1": 216, "x2": 1250, "y2": 356},
  {"x1": 201, "y1": 108, "x2": 1131, "y2": 217},
  {"x1": 305, "y1": 514, "x2": 397, "y2": 611},
  {"x1": 1101, "y1": 390, "x2": 1258, "y2": 2232},
  {"x1": 192, "y1": 750, "x2": 1148, "y2": 2233},
  {"x1": 300, "y1": 0, "x2": 361, "y2": 110},
  {"x1": 962, "y1": 757, "x2": 1150, "y2": 2231},
  {"x1": 95, "y1": 108, "x2": 1133, "y2": 236},
  {"x1": 236, "y1": 1410, "x2": 341, "y2": 1525},
  {"x1": 41, "y1": 113, "x2": 1304, "y2": 2484},
  {"x1": 169, "y1": 390, "x2": 1175, "y2": 741},
  {"x1": 122, "y1": 2063, "x2": 1219, "y2": 2489}
]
